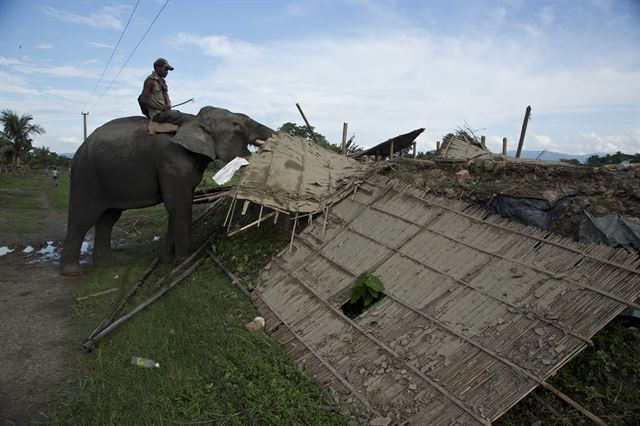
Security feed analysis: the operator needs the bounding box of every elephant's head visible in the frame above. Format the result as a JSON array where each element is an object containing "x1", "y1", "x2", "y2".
[{"x1": 170, "y1": 106, "x2": 274, "y2": 162}]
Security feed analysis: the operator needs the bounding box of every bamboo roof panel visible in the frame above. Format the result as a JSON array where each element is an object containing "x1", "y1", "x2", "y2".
[{"x1": 255, "y1": 174, "x2": 640, "y2": 424}]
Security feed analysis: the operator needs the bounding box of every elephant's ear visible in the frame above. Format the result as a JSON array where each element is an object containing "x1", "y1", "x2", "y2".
[{"x1": 170, "y1": 120, "x2": 216, "y2": 160}]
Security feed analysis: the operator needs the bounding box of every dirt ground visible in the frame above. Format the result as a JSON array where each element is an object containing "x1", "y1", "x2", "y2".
[{"x1": 0, "y1": 191, "x2": 80, "y2": 425}]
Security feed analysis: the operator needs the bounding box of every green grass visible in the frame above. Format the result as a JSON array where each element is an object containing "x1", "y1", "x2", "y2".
[
  {"x1": 0, "y1": 170, "x2": 51, "y2": 233},
  {"x1": 3, "y1": 168, "x2": 638, "y2": 425},
  {"x1": 49, "y1": 201, "x2": 346, "y2": 425}
]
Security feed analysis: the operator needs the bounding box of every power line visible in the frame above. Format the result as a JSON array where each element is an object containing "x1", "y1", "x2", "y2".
[
  {"x1": 83, "y1": 0, "x2": 140, "y2": 111},
  {"x1": 89, "y1": 0, "x2": 170, "y2": 112}
]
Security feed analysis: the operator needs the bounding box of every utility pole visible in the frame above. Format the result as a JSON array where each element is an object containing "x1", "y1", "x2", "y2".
[{"x1": 81, "y1": 112, "x2": 89, "y2": 141}]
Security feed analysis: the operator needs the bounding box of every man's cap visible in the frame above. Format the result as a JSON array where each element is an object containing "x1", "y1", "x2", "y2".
[{"x1": 154, "y1": 58, "x2": 174, "y2": 71}]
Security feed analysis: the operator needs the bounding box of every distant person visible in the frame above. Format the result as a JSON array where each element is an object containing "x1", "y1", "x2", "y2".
[
  {"x1": 44, "y1": 166, "x2": 49, "y2": 177},
  {"x1": 52, "y1": 168, "x2": 59, "y2": 187},
  {"x1": 138, "y1": 58, "x2": 173, "y2": 120}
]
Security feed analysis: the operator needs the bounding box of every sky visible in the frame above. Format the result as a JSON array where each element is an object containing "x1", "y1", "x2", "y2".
[{"x1": 0, "y1": 0, "x2": 639, "y2": 156}]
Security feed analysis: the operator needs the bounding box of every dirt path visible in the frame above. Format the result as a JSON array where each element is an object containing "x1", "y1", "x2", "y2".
[{"x1": 0, "y1": 188, "x2": 80, "y2": 425}]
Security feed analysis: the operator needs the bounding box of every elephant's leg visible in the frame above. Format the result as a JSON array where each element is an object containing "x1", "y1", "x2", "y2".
[
  {"x1": 93, "y1": 209, "x2": 122, "y2": 267},
  {"x1": 163, "y1": 192, "x2": 193, "y2": 264},
  {"x1": 60, "y1": 208, "x2": 104, "y2": 276},
  {"x1": 162, "y1": 216, "x2": 175, "y2": 263}
]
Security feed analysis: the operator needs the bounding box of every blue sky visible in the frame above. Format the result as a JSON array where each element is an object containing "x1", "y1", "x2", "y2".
[{"x1": 1, "y1": 0, "x2": 639, "y2": 156}]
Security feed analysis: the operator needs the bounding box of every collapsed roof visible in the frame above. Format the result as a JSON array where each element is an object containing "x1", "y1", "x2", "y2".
[
  {"x1": 222, "y1": 131, "x2": 639, "y2": 423},
  {"x1": 349, "y1": 128, "x2": 425, "y2": 159},
  {"x1": 250, "y1": 175, "x2": 640, "y2": 424},
  {"x1": 233, "y1": 133, "x2": 368, "y2": 214}
]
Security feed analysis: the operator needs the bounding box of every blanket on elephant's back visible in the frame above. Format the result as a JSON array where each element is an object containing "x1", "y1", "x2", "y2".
[{"x1": 234, "y1": 133, "x2": 369, "y2": 214}]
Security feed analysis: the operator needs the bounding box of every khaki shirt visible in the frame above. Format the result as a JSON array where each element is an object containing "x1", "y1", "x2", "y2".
[{"x1": 146, "y1": 72, "x2": 169, "y2": 119}]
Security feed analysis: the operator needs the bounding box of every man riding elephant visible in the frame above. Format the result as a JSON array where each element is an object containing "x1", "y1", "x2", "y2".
[
  {"x1": 138, "y1": 57, "x2": 173, "y2": 120},
  {"x1": 138, "y1": 58, "x2": 188, "y2": 134}
]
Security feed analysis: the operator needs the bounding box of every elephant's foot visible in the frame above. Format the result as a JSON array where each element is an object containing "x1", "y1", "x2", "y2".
[
  {"x1": 60, "y1": 262, "x2": 84, "y2": 276},
  {"x1": 93, "y1": 255, "x2": 113, "y2": 267}
]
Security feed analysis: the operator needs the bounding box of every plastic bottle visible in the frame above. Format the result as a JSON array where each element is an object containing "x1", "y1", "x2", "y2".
[{"x1": 131, "y1": 356, "x2": 160, "y2": 368}]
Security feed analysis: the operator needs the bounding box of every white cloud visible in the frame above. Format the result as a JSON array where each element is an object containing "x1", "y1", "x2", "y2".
[
  {"x1": 36, "y1": 44, "x2": 54, "y2": 49},
  {"x1": 574, "y1": 129, "x2": 640, "y2": 154},
  {"x1": 0, "y1": 56, "x2": 25, "y2": 66},
  {"x1": 87, "y1": 41, "x2": 114, "y2": 49},
  {"x1": 537, "y1": 7, "x2": 555, "y2": 26},
  {"x1": 168, "y1": 31, "x2": 638, "y2": 153},
  {"x1": 171, "y1": 33, "x2": 259, "y2": 59},
  {"x1": 42, "y1": 5, "x2": 127, "y2": 30},
  {"x1": 0, "y1": 71, "x2": 40, "y2": 95}
]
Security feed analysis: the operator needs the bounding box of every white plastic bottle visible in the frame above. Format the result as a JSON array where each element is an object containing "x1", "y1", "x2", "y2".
[{"x1": 131, "y1": 356, "x2": 160, "y2": 368}]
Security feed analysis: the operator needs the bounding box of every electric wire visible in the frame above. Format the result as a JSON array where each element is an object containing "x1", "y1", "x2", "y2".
[
  {"x1": 83, "y1": 0, "x2": 140, "y2": 111},
  {"x1": 89, "y1": 0, "x2": 170, "y2": 112}
]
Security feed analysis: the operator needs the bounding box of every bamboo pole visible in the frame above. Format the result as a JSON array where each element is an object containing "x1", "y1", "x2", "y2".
[
  {"x1": 209, "y1": 252, "x2": 252, "y2": 299},
  {"x1": 86, "y1": 258, "x2": 159, "y2": 340},
  {"x1": 502, "y1": 137, "x2": 507, "y2": 155},
  {"x1": 82, "y1": 258, "x2": 205, "y2": 351},
  {"x1": 227, "y1": 211, "x2": 277, "y2": 237},
  {"x1": 295, "y1": 103, "x2": 319, "y2": 144}
]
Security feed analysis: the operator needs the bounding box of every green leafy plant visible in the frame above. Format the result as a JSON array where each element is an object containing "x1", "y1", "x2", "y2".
[{"x1": 350, "y1": 273, "x2": 384, "y2": 308}]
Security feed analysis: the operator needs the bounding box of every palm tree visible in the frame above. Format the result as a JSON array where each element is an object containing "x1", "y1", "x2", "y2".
[{"x1": 0, "y1": 109, "x2": 45, "y2": 171}]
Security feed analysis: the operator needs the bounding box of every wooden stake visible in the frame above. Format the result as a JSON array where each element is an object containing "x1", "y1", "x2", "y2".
[
  {"x1": 412, "y1": 141, "x2": 417, "y2": 159},
  {"x1": 341, "y1": 122, "x2": 348, "y2": 154},
  {"x1": 516, "y1": 105, "x2": 531, "y2": 158},
  {"x1": 389, "y1": 141, "x2": 394, "y2": 160}
]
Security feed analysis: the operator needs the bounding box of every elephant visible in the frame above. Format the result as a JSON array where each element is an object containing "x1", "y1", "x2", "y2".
[{"x1": 59, "y1": 106, "x2": 274, "y2": 276}]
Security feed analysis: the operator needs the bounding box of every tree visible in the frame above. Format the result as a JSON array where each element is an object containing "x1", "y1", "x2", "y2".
[
  {"x1": 0, "y1": 109, "x2": 45, "y2": 171},
  {"x1": 278, "y1": 122, "x2": 341, "y2": 153}
]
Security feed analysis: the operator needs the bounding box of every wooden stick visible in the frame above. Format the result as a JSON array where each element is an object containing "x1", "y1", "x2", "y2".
[
  {"x1": 74, "y1": 287, "x2": 118, "y2": 302},
  {"x1": 86, "y1": 258, "x2": 159, "y2": 340},
  {"x1": 541, "y1": 382, "x2": 607, "y2": 425},
  {"x1": 85, "y1": 232, "x2": 216, "y2": 345},
  {"x1": 193, "y1": 197, "x2": 226, "y2": 224},
  {"x1": 192, "y1": 191, "x2": 230, "y2": 204},
  {"x1": 289, "y1": 215, "x2": 298, "y2": 253},
  {"x1": 82, "y1": 258, "x2": 205, "y2": 351},
  {"x1": 295, "y1": 103, "x2": 319, "y2": 144},
  {"x1": 208, "y1": 252, "x2": 252, "y2": 299},
  {"x1": 227, "y1": 211, "x2": 276, "y2": 237}
]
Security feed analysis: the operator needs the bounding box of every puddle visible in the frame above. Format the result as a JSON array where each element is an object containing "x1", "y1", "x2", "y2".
[
  {"x1": 0, "y1": 246, "x2": 15, "y2": 256},
  {"x1": 3, "y1": 236, "x2": 150, "y2": 265}
]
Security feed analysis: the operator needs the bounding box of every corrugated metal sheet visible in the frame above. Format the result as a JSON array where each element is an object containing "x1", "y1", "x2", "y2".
[{"x1": 255, "y1": 175, "x2": 640, "y2": 424}]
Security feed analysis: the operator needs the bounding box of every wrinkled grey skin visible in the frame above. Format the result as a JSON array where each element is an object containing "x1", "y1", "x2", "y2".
[{"x1": 60, "y1": 107, "x2": 274, "y2": 276}]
